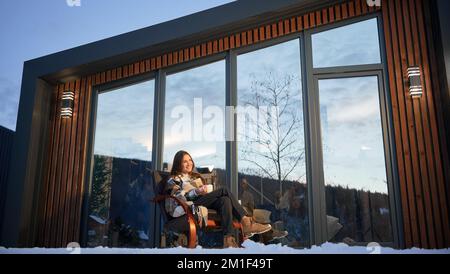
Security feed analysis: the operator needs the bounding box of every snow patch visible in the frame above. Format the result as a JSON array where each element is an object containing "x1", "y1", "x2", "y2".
[{"x1": 0, "y1": 240, "x2": 449, "y2": 254}]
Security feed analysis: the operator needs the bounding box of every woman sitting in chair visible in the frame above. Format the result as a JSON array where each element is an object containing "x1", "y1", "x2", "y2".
[{"x1": 165, "y1": 150, "x2": 272, "y2": 248}]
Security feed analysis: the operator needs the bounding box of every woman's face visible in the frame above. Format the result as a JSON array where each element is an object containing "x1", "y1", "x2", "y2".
[{"x1": 180, "y1": 154, "x2": 193, "y2": 174}]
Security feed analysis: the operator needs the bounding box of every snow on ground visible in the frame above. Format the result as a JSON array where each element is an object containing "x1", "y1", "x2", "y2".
[{"x1": 0, "y1": 240, "x2": 449, "y2": 254}]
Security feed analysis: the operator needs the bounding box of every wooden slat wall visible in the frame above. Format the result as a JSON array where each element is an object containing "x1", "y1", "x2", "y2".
[
  {"x1": 36, "y1": 0, "x2": 449, "y2": 249},
  {"x1": 382, "y1": 0, "x2": 450, "y2": 249},
  {"x1": 37, "y1": 77, "x2": 93, "y2": 247}
]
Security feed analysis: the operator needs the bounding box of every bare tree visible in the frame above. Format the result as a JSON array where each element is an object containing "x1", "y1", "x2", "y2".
[{"x1": 239, "y1": 72, "x2": 305, "y2": 194}]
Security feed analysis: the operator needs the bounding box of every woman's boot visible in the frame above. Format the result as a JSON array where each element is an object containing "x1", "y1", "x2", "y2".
[{"x1": 241, "y1": 216, "x2": 272, "y2": 237}]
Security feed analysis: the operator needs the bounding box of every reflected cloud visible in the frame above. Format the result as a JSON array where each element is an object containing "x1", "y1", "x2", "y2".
[
  {"x1": 94, "y1": 80, "x2": 154, "y2": 160},
  {"x1": 312, "y1": 18, "x2": 381, "y2": 68},
  {"x1": 328, "y1": 95, "x2": 379, "y2": 124},
  {"x1": 164, "y1": 60, "x2": 226, "y2": 169},
  {"x1": 360, "y1": 145, "x2": 372, "y2": 151},
  {"x1": 95, "y1": 137, "x2": 151, "y2": 161},
  {"x1": 319, "y1": 76, "x2": 388, "y2": 193}
]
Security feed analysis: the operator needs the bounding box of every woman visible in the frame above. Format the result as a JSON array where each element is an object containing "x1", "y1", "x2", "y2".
[{"x1": 165, "y1": 150, "x2": 272, "y2": 248}]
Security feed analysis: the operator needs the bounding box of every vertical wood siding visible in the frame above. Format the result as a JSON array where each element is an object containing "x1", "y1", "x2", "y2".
[{"x1": 382, "y1": 0, "x2": 450, "y2": 249}]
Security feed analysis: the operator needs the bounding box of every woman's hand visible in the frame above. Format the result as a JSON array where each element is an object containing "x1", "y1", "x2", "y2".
[{"x1": 195, "y1": 185, "x2": 208, "y2": 195}]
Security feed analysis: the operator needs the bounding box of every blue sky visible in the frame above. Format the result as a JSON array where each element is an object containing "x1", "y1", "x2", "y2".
[{"x1": 0, "y1": 0, "x2": 235, "y2": 131}]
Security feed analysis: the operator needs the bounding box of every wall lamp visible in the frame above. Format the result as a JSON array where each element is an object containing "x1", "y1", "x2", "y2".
[
  {"x1": 61, "y1": 90, "x2": 75, "y2": 118},
  {"x1": 407, "y1": 67, "x2": 423, "y2": 98}
]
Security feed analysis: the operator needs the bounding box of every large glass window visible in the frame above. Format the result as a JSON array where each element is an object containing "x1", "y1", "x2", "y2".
[
  {"x1": 237, "y1": 39, "x2": 309, "y2": 248},
  {"x1": 163, "y1": 61, "x2": 226, "y2": 184},
  {"x1": 85, "y1": 15, "x2": 395, "y2": 249},
  {"x1": 87, "y1": 80, "x2": 155, "y2": 248},
  {"x1": 312, "y1": 18, "x2": 381, "y2": 68},
  {"x1": 318, "y1": 76, "x2": 392, "y2": 243}
]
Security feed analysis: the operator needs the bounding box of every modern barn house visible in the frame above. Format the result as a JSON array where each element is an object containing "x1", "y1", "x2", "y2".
[{"x1": 1, "y1": 0, "x2": 449, "y2": 250}]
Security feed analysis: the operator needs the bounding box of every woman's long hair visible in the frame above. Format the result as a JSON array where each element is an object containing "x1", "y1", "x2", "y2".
[{"x1": 170, "y1": 150, "x2": 204, "y2": 182}]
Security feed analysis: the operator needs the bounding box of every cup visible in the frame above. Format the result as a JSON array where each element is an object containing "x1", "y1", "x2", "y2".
[{"x1": 206, "y1": 184, "x2": 214, "y2": 193}]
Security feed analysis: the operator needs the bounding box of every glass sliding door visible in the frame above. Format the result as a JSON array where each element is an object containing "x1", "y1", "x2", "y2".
[
  {"x1": 87, "y1": 80, "x2": 155, "y2": 248},
  {"x1": 317, "y1": 75, "x2": 393, "y2": 244},
  {"x1": 237, "y1": 39, "x2": 309, "y2": 247},
  {"x1": 307, "y1": 15, "x2": 394, "y2": 246}
]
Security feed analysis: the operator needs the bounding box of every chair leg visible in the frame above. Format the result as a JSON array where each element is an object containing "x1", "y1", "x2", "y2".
[
  {"x1": 187, "y1": 232, "x2": 197, "y2": 248},
  {"x1": 238, "y1": 223, "x2": 245, "y2": 247},
  {"x1": 186, "y1": 213, "x2": 198, "y2": 248},
  {"x1": 160, "y1": 232, "x2": 167, "y2": 248}
]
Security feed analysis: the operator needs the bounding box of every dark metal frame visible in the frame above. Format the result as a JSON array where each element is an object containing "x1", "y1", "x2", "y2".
[
  {"x1": 0, "y1": 78, "x2": 54, "y2": 247},
  {"x1": 311, "y1": 71, "x2": 395, "y2": 246},
  {"x1": 226, "y1": 52, "x2": 238, "y2": 195}
]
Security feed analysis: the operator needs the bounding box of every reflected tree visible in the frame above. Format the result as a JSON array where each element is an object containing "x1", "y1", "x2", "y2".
[
  {"x1": 89, "y1": 155, "x2": 113, "y2": 220},
  {"x1": 239, "y1": 72, "x2": 305, "y2": 194}
]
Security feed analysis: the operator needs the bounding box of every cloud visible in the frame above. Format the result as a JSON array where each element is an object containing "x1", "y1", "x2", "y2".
[
  {"x1": 360, "y1": 145, "x2": 372, "y2": 151},
  {"x1": 95, "y1": 81, "x2": 155, "y2": 161},
  {"x1": 312, "y1": 18, "x2": 381, "y2": 67},
  {"x1": 94, "y1": 136, "x2": 151, "y2": 161},
  {"x1": 328, "y1": 95, "x2": 380, "y2": 124},
  {"x1": 237, "y1": 39, "x2": 302, "y2": 93},
  {"x1": 319, "y1": 76, "x2": 381, "y2": 126},
  {"x1": 165, "y1": 60, "x2": 226, "y2": 108},
  {"x1": 163, "y1": 141, "x2": 225, "y2": 169},
  {"x1": 0, "y1": 77, "x2": 20, "y2": 131}
]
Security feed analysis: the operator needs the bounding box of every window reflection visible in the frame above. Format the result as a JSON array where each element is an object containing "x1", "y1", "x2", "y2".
[
  {"x1": 318, "y1": 76, "x2": 393, "y2": 244},
  {"x1": 312, "y1": 18, "x2": 381, "y2": 68},
  {"x1": 87, "y1": 81, "x2": 155, "y2": 248},
  {"x1": 237, "y1": 39, "x2": 309, "y2": 247},
  {"x1": 163, "y1": 61, "x2": 226, "y2": 185}
]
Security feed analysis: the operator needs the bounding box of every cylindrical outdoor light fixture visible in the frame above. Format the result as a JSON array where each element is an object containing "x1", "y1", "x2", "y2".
[
  {"x1": 407, "y1": 67, "x2": 423, "y2": 98},
  {"x1": 61, "y1": 90, "x2": 75, "y2": 118}
]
